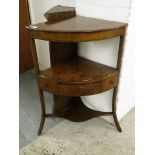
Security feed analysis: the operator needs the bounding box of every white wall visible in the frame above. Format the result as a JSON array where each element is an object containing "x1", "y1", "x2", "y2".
[
  {"x1": 28, "y1": 0, "x2": 134, "y2": 123},
  {"x1": 76, "y1": 0, "x2": 134, "y2": 123},
  {"x1": 28, "y1": 0, "x2": 75, "y2": 68},
  {"x1": 76, "y1": 0, "x2": 131, "y2": 23}
]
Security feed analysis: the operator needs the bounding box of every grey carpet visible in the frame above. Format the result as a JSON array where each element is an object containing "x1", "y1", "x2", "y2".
[{"x1": 19, "y1": 70, "x2": 63, "y2": 148}]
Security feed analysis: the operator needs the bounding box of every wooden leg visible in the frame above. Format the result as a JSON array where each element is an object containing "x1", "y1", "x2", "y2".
[
  {"x1": 38, "y1": 89, "x2": 46, "y2": 135},
  {"x1": 112, "y1": 87, "x2": 122, "y2": 132},
  {"x1": 38, "y1": 115, "x2": 45, "y2": 135},
  {"x1": 111, "y1": 35, "x2": 126, "y2": 132},
  {"x1": 52, "y1": 96, "x2": 56, "y2": 122},
  {"x1": 113, "y1": 114, "x2": 122, "y2": 132}
]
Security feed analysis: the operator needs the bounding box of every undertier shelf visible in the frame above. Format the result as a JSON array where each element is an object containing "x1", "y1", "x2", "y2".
[
  {"x1": 38, "y1": 57, "x2": 119, "y2": 96},
  {"x1": 55, "y1": 98, "x2": 113, "y2": 122}
]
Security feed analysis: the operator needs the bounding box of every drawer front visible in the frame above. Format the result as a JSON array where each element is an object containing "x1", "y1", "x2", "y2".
[
  {"x1": 59, "y1": 72, "x2": 119, "y2": 96},
  {"x1": 59, "y1": 82, "x2": 103, "y2": 96},
  {"x1": 38, "y1": 72, "x2": 119, "y2": 96}
]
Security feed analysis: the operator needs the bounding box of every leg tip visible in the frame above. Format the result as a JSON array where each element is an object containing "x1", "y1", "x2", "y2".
[
  {"x1": 38, "y1": 131, "x2": 42, "y2": 136},
  {"x1": 118, "y1": 128, "x2": 122, "y2": 133}
]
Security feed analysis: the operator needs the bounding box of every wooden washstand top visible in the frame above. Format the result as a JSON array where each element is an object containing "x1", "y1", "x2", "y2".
[
  {"x1": 27, "y1": 6, "x2": 127, "y2": 42},
  {"x1": 27, "y1": 16, "x2": 127, "y2": 33}
]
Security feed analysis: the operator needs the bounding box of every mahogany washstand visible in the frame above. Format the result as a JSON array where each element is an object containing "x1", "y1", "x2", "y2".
[{"x1": 26, "y1": 6, "x2": 127, "y2": 135}]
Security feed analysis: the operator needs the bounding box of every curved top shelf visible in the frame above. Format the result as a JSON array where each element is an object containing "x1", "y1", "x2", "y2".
[
  {"x1": 27, "y1": 16, "x2": 127, "y2": 33},
  {"x1": 27, "y1": 5, "x2": 127, "y2": 42}
]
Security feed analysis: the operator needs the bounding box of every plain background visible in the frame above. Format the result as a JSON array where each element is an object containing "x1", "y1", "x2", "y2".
[{"x1": 0, "y1": 0, "x2": 155, "y2": 154}]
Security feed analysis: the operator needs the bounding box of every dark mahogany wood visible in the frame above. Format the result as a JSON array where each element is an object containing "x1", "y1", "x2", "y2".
[{"x1": 26, "y1": 5, "x2": 127, "y2": 135}]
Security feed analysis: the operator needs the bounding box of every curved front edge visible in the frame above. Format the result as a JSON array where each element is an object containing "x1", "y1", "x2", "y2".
[{"x1": 29, "y1": 27, "x2": 126, "y2": 42}]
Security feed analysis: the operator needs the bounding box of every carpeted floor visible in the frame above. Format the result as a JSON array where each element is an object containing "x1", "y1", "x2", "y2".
[
  {"x1": 20, "y1": 108, "x2": 134, "y2": 155},
  {"x1": 19, "y1": 70, "x2": 63, "y2": 148}
]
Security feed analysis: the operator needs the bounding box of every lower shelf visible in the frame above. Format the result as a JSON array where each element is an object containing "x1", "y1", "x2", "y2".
[
  {"x1": 38, "y1": 57, "x2": 119, "y2": 96},
  {"x1": 47, "y1": 98, "x2": 113, "y2": 122}
]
